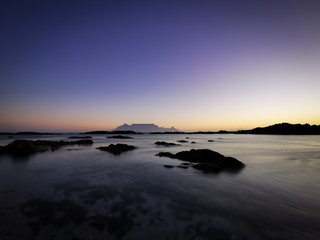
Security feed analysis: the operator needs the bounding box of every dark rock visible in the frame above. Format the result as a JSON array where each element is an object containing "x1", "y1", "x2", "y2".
[
  {"x1": 107, "y1": 135, "x2": 133, "y2": 139},
  {"x1": 208, "y1": 140, "x2": 214, "y2": 142},
  {"x1": 175, "y1": 149, "x2": 224, "y2": 163},
  {"x1": 0, "y1": 139, "x2": 93, "y2": 156},
  {"x1": 218, "y1": 130, "x2": 228, "y2": 134},
  {"x1": 163, "y1": 165, "x2": 174, "y2": 168},
  {"x1": 71, "y1": 140, "x2": 93, "y2": 145},
  {"x1": 192, "y1": 163, "x2": 221, "y2": 173},
  {"x1": 155, "y1": 152, "x2": 175, "y2": 158},
  {"x1": 191, "y1": 141, "x2": 196, "y2": 144},
  {"x1": 97, "y1": 144, "x2": 136, "y2": 155},
  {"x1": 177, "y1": 140, "x2": 188, "y2": 143},
  {"x1": 154, "y1": 141, "x2": 180, "y2": 147},
  {"x1": 156, "y1": 149, "x2": 245, "y2": 173},
  {"x1": 0, "y1": 140, "x2": 38, "y2": 155},
  {"x1": 221, "y1": 156, "x2": 245, "y2": 169},
  {"x1": 237, "y1": 123, "x2": 320, "y2": 135}
]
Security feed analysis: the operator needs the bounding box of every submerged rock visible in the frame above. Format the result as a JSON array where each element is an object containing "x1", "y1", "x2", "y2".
[
  {"x1": 97, "y1": 144, "x2": 136, "y2": 155},
  {"x1": 0, "y1": 139, "x2": 93, "y2": 156},
  {"x1": 156, "y1": 149, "x2": 245, "y2": 173},
  {"x1": 154, "y1": 141, "x2": 180, "y2": 147},
  {"x1": 107, "y1": 135, "x2": 133, "y2": 139}
]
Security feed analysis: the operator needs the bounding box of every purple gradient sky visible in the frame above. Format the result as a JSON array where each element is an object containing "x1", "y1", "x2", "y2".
[{"x1": 1, "y1": 0, "x2": 320, "y2": 131}]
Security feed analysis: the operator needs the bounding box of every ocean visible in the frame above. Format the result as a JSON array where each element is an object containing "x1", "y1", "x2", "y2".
[{"x1": 0, "y1": 134, "x2": 319, "y2": 240}]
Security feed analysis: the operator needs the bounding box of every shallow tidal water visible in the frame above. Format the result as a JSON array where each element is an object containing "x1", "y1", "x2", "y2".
[{"x1": 0, "y1": 134, "x2": 319, "y2": 240}]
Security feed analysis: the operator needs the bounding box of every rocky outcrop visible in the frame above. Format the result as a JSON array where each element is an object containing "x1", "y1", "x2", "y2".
[
  {"x1": 237, "y1": 123, "x2": 320, "y2": 135},
  {"x1": 156, "y1": 149, "x2": 245, "y2": 173},
  {"x1": 97, "y1": 144, "x2": 136, "y2": 155},
  {"x1": 0, "y1": 139, "x2": 93, "y2": 156},
  {"x1": 154, "y1": 141, "x2": 180, "y2": 147}
]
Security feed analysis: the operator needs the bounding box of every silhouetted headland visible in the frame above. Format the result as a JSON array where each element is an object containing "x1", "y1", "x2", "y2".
[
  {"x1": 156, "y1": 149, "x2": 245, "y2": 173},
  {"x1": 237, "y1": 123, "x2": 320, "y2": 135}
]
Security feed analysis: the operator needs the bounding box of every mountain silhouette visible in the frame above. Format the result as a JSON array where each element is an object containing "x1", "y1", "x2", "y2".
[{"x1": 113, "y1": 124, "x2": 179, "y2": 133}]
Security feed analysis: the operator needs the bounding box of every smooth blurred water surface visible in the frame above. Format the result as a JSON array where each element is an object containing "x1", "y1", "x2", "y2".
[{"x1": 0, "y1": 134, "x2": 319, "y2": 240}]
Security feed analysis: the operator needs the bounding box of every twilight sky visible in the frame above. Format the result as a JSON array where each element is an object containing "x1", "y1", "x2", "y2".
[{"x1": 1, "y1": 0, "x2": 320, "y2": 132}]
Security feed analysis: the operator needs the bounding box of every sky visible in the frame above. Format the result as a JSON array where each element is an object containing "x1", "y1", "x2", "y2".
[{"x1": 1, "y1": 0, "x2": 320, "y2": 132}]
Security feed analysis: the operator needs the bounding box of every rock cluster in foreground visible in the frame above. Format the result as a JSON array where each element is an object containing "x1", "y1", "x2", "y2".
[
  {"x1": 156, "y1": 149, "x2": 245, "y2": 173},
  {"x1": 0, "y1": 139, "x2": 93, "y2": 156},
  {"x1": 97, "y1": 144, "x2": 136, "y2": 155}
]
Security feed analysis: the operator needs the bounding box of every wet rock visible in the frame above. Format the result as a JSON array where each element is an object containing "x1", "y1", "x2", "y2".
[
  {"x1": 177, "y1": 140, "x2": 188, "y2": 143},
  {"x1": 164, "y1": 165, "x2": 174, "y2": 168},
  {"x1": 97, "y1": 144, "x2": 136, "y2": 155},
  {"x1": 0, "y1": 139, "x2": 93, "y2": 156},
  {"x1": 155, "y1": 152, "x2": 175, "y2": 158},
  {"x1": 192, "y1": 163, "x2": 221, "y2": 173},
  {"x1": 154, "y1": 141, "x2": 180, "y2": 147},
  {"x1": 208, "y1": 140, "x2": 214, "y2": 142},
  {"x1": 175, "y1": 149, "x2": 224, "y2": 163},
  {"x1": 156, "y1": 149, "x2": 245, "y2": 173},
  {"x1": 0, "y1": 140, "x2": 38, "y2": 155},
  {"x1": 107, "y1": 135, "x2": 133, "y2": 139},
  {"x1": 191, "y1": 141, "x2": 196, "y2": 144}
]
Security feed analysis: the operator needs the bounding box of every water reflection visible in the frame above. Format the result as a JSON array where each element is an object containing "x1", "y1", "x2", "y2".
[{"x1": 0, "y1": 134, "x2": 320, "y2": 239}]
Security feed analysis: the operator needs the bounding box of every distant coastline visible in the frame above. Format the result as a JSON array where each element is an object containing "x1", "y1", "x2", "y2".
[
  {"x1": 1, "y1": 123, "x2": 320, "y2": 135},
  {"x1": 236, "y1": 123, "x2": 320, "y2": 135}
]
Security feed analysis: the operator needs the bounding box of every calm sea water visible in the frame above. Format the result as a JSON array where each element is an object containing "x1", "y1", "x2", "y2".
[{"x1": 0, "y1": 134, "x2": 319, "y2": 240}]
